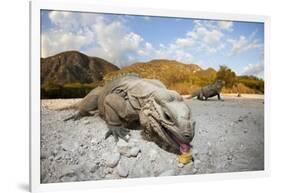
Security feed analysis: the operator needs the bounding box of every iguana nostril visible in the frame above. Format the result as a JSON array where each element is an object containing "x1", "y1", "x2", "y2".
[{"x1": 184, "y1": 134, "x2": 191, "y2": 139}]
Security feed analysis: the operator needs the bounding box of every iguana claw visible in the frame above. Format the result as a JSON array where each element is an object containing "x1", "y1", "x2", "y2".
[
  {"x1": 105, "y1": 128, "x2": 130, "y2": 142},
  {"x1": 64, "y1": 113, "x2": 82, "y2": 121}
]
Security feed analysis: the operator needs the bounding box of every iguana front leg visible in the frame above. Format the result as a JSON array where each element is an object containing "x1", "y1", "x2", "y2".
[
  {"x1": 103, "y1": 93, "x2": 137, "y2": 142},
  {"x1": 217, "y1": 93, "x2": 224, "y2": 101},
  {"x1": 197, "y1": 91, "x2": 204, "y2": 100}
]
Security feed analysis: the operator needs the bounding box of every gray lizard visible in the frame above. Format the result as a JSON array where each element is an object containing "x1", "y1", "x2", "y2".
[
  {"x1": 62, "y1": 74, "x2": 195, "y2": 154},
  {"x1": 187, "y1": 80, "x2": 225, "y2": 101}
]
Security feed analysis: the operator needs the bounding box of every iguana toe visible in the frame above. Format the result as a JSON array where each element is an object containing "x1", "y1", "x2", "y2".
[
  {"x1": 64, "y1": 113, "x2": 82, "y2": 122},
  {"x1": 104, "y1": 128, "x2": 130, "y2": 142}
]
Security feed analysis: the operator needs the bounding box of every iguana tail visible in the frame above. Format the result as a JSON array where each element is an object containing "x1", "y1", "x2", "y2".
[
  {"x1": 186, "y1": 91, "x2": 199, "y2": 99},
  {"x1": 55, "y1": 102, "x2": 79, "y2": 111}
]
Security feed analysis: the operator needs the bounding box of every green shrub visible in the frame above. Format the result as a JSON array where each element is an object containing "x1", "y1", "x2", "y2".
[{"x1": 41, "y1": 81, "x2": 99, "y2": 99}]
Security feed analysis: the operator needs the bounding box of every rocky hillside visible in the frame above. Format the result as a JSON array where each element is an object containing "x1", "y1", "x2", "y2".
[
  {"x1": 104, "y1": 59, "x2": 218, "y2": 94},
  {"x1": 104, "y1": 59, "x2": 203, "y2": 86},
  {"x1": 41, "y1": 51, "x2": 119, "y2": 85}
]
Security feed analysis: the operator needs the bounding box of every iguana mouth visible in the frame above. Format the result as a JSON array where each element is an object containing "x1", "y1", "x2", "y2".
[{"x1": 161, "y1": 125, "x2": 191, "y2": 153}]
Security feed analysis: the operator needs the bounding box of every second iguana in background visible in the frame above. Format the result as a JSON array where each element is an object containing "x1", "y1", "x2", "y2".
[
  {"x1": 62, "y1": 74, "x2": 195, "y2": 155},
  {"x1": 187, "y1": 80, "x2": 225, "y2": 101}
]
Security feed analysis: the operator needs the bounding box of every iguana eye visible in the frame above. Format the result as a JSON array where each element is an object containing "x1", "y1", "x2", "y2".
[{"x1": 164, "y1": 112, "x2": 172, "y2": 122}]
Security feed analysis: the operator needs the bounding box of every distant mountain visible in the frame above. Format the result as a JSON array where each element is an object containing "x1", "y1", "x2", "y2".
[
  {"x1": 41, "y1": 51, "x2": 119, "y2": 85},
  {"x1": 104, "y1": 59, "x2": 203, "y2": 85}
]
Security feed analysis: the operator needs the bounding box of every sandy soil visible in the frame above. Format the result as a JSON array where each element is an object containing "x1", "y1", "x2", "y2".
[{"x1": 40, "y1": 95, "x2": 264, "y2": 183}]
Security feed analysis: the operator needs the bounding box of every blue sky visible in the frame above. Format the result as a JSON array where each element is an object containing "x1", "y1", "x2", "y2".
[{"x1": 41, "y1": 10, "x2": 264, "y2": 78}]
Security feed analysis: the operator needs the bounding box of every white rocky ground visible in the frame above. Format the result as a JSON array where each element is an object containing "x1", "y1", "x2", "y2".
[{"x1": 40, "y1": 95, "x2": 264, "y2": 183}]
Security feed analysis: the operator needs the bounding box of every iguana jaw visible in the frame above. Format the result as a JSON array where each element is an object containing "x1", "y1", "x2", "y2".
[{"x1": 161, "y1": 124, "x2": 191, "y2": 153}]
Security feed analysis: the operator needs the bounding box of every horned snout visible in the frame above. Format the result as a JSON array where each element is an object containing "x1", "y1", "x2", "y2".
[{"x1": 182, "y1": 120, "x2": 195, "y2": 142}]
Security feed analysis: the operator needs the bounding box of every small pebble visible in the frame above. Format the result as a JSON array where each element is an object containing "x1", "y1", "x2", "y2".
[
  {"x1": 178, "y1": 163, "x2": 184, "y2": 168},
  {"x1": 194, "y1": 160, "x2": 201, "y2": 169},
  {"x1": 103, "y1": 152, "x2": 120, "y2": 168},
  {"x1": 149, "y1": 149, "x2": 158, "y2": 161},
  {"x1": 48, "y1": 156, "x2": 54, "y2": 162},
  {"x1": 104, "y1": 167, "x2": 113, "y2": 174},
  {"x1": 117, "y1": 139, "x2": 129, "y2": 148},
  {"x1": 227, "y1": 155, "x2": 233, "y2": 160},
  {"x1": 238, "y1": 117, "x2": 243, "y2": 122},
  {"x1": 192, "y1": 149, "x2": 198, "y2": 156},
  {"x1": 192, "y1": 168, "x2": 198, "y2": 174},
  {"x1": 51, "y1": 149, "x2": 58, "y2": 156},
  {"x1": 90, "y1": 165, "x2": 99, "y2": 173},
  {"x1": 84, "y1": 120, "x2": 90, "y2": 125},
  {"x1": 117, "y1": 164, "x2": 129, "y2": 177},
  {"x1": 117, "y1": 140, "x2": 131, "y2": 156},
  {"x1": 55, "y1": 155, "x2": 62, "y2": 161},
  {"x1": 129, "y1": 147, "x2": 141, "y2": 157}
]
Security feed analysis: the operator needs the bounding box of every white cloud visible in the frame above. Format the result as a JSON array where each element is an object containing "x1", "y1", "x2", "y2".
[
  {"x1": 137, "y1": 41, "x2": 194, "y2": 64},
  {"x1": 218, "y1": 21, "x2": 233, "y2": 31},
  {"x1": 175, "y1": 38, "x2": 195, "y2": 47},
  {"x1": 42, "y1": 11, "x2": 145, "y2": 67},
  {"x1": 172, "y1": 20, "x2": 225, "y2": 54},
  {"x1": 43, "y1": 10, "x2": 196, "y2": 66},
  {"x1": 197, "y1": 27, "x2": 223, "y2": 45},
  {"x1": 41, "y1": 31, "x2": 92, "y2": 57},
  {"x1": 44, "y1": 10, "x2": 264, "y2": 70},
  {"x1": 227, "y1": 31, "x2": 263, "y2": 56},
  {"x1": 90, "y1": 19, "x2": 144, "y2": 66},
  {"x1": 242, "y1": 63, "x2": 264, "y2": 78}
]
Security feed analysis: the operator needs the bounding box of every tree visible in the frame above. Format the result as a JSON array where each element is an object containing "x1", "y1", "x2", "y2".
[{"x1": 216, "y1": 65, "x2": 236, "y2": 88}]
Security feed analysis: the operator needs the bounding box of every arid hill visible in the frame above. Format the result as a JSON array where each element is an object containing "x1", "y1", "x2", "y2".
[
  {"x1": 104, "y1": 59, "x2": 202, "y2": 83},
  {"x1": 41, "y1": 51, "x2": 119, "y2": 85},
  {"x1": 104, "y1": 59, "x2": 217, "y2": 94}
]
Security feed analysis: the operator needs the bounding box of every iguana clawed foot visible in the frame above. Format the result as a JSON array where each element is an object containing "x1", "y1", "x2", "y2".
[
  {"x1": 105, "y1": 128, "x2": 130, "y2": 142},
  {"x1": 64, "y1": 112, "x2": 83, "y2": 121}
]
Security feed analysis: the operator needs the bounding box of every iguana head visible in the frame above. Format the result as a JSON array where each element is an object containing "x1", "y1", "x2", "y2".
[
  {"x1": 139, "y1": 89, "x2": 195, "y2": 154},
  {"x1": 215, "y1": 79, "x2": 225, "y2": 90}
]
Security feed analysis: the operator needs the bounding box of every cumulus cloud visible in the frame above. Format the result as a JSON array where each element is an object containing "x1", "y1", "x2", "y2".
[
  {"x1": 173, "y1": 20, "x2": 225, "y2": 54},
  {"x1": 227, "y1": 31, "x2": 263, "y2": 56},
  {"x1": 42, "y1": 10, "x2": 263, "y2": 70},
  {"x1": 42, "y1": 10, "x2": 197, "y2": 66},
  {"x1": 137, "y1": 41, "x2": 194, "y2": 64},
  {"x1": 218, "y1": 21, "x2": 233, "y2": 31},
  {"x1": 41, "y1": 31, "x2": 91, "y2": 58},
  {"x1": 42, "y1": 11, "x2": 146, "y2": 67},
  {"x1": 175, "y1": 38, "x2": 195, "y2": 47}
]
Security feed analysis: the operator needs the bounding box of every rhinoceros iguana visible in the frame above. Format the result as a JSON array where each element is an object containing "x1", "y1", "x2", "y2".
[
  {"x1": 187, "y1": 80, "x2": 225, "y2": 101},
  {"x1": 62, "y1": 74, "x2": 195, "y2": 154}
]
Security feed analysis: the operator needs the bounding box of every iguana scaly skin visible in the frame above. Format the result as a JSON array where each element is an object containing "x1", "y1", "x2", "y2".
[
  {"x1": 187, "y1": 80, "x2": 225, "y2": 101},
  {"x1": 63, "y1": 74, "x2": 195, "y2": 154}
]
